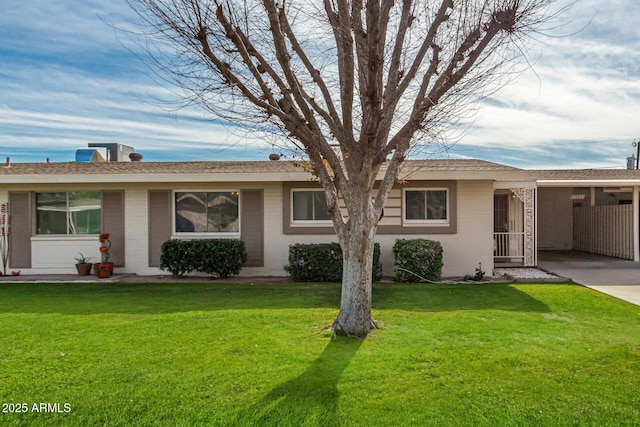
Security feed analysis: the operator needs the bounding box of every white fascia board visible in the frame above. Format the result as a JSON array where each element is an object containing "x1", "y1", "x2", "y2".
[{"x1": 494, "y1": 181, "x2": 537, "y2": 190}]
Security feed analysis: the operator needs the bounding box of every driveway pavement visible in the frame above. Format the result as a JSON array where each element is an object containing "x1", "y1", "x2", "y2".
[{"x1": 538, "y1": 251, "x2": 640, "y2": 307}]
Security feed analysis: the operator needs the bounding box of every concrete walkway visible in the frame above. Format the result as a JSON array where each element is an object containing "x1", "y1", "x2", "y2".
[{"x1": 538, "y1": 251, "x2": 640, "y2": 307}]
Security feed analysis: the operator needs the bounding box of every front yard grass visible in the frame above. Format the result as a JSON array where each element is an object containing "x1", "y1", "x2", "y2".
[{"x1": 0, "y1": 282, "x2": 639, "y2": 426}]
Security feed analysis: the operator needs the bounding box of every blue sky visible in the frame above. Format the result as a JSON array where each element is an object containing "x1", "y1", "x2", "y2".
[{"x1": 1, "y1": 0, "x2": 639, "y2": 169}]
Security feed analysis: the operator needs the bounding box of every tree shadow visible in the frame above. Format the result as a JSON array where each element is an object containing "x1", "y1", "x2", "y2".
[
  {"x1": 233, "y1": 336, "x2": 362, "y2": 426},
  {"x1": 372, "y1": 283, "x2": 552, "y2": 313}
]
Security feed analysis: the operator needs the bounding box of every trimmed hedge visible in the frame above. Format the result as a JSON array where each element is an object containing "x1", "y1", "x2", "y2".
[
  {"x1": 393, "y1": 238, "x2": 443, "y2": 282},
  {"x1": 160, "y1": 239, "x2": 247, "y2": 278},
  {"x1": 160, "y1": 239, "x2": 197, "y2": 278},
  {"x1": 284, "y1": 242, "x2": 382, "y2": 282}
]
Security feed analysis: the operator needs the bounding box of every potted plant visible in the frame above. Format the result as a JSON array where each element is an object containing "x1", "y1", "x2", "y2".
[
  {"x1": 95, "y1": 262, "x2": 112, "y2": 279},
  {"x1": 94, "y1": 233, "x2": 113, "y2": 277},
  {"x1": 74, "y1": 253, "x2": 94, "y2": 276}
]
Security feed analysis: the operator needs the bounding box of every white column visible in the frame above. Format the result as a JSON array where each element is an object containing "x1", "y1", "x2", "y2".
[{"x1": 634, "y1": 186, "x2": 639, "y2": 262}]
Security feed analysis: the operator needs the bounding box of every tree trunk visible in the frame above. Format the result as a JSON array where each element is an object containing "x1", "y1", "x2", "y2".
[{"x1": 333, "y1": 206, "x2": 378, "y2": 337}]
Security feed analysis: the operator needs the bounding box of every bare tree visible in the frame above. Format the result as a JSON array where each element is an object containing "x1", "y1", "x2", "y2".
[{"x1": 128, "y1": 0, "x2": 564, "y2": 337}]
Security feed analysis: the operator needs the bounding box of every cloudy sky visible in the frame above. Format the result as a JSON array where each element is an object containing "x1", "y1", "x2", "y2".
[{"x1": 1, "y1": 0, "x2": 639, "y2": 169}]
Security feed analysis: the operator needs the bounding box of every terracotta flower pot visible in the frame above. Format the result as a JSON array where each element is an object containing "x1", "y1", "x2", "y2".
[
  {"x1": 94, "y1": 262, "x2": 114, "y2": 278},
  {"x1": 76, "y1": 263, "x2": 92, "y2": 276}
]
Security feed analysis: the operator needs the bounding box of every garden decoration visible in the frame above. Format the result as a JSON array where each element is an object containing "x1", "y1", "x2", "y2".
[{"x1": 0, "y1": 202, "x2": 10, "y2": 276}]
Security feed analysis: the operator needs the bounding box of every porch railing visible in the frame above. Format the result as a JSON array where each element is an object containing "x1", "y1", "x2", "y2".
[{"x1": 494, "y1": 232, "x2": 525, "y2": 261}]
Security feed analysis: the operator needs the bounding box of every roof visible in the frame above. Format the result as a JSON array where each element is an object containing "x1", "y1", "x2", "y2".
[
  {"x1": 0, "y1": 158, "x2": 517, "y2": 175},
  {"x1": 0, "y1": 160, "x2": 301, "y2": 175},
  {"x1": 4, "y1": 159, "x2": 640, "y2": 186},
  {"x1": 531, "y1": 169, "x2": 640, "y2": 187},
  {"x1": 0, "y1": 158, "x2": 523, "y2": 184},
  {"x1": 531, "y1": 169, "x2": 640, "y2": 180},
  {"x1": 401, "y1": 159, "x2": 520, "y2": 171}
]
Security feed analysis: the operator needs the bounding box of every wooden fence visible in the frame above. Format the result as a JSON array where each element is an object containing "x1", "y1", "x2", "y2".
[{"x1": 573, "y1": 205, "x2": 634, "y2": 259}]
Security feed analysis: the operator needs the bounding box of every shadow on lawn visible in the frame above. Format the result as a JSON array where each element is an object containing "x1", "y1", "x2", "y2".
[
  {"x1": 373, "y1": 283, "x2": 552, "y2": 314},
  {"x1": 234, "y1": 336, "x2": 362, "y2": 426},
  {"x1": 0, "y1": 282, "x2": 552, "y2": 314}
]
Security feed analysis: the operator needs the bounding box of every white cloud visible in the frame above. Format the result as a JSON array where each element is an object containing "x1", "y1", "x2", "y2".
[{"x1": 1, "y1": 0, "x2": 640, "y2": 167}]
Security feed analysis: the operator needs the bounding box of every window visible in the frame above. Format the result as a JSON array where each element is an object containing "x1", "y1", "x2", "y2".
[
  {"x1": 36, "y1": 192, "x2": 102, "y2": 235},
  {"x1": 292, "y1": 190, "x2": 331, "y2": 222},
  {"x1": 175, "y1": 191, "x2": 239, "y2": 233},
  {"x1": 404, "y1": 189, "x2": 448, "y2": 223}
]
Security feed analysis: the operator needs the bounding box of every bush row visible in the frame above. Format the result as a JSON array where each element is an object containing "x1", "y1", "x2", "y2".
[
  {"x1": 160, "y1": 239, "x2": 247, "y2": 278},
  {"x1": 161, "y1": 237, "x2": 442, "y2": 282},
  {"x1": 284, "y1": 242, "x2": 382, "y2": 282},
  {"x1": 283, "y1": 239, "x2": 443, "y2": 282}
]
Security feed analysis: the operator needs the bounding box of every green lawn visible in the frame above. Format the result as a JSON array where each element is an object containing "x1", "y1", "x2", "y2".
[{"x1": 0, "y1": 282, "x2": 639, "y2": 426}]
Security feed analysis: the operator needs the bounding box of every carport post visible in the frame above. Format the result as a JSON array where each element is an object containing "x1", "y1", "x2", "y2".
[{"x1": 634, "y1": 186, "x2": 639, "y2": 262}]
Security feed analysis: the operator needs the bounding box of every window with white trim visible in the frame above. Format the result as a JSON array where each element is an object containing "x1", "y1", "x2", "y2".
[
  {"x1": 175, "y1": 191, "x2": 240, "y2": 233},
  {"x1": 36, "y1": 192, "x2": 102, "y2": 235},
  {"x1": 404, "y1": 189, "x2": 449, "y2": 224},
  {"x1": 291, "y1": 190, "x2": 331, "y2": 222}
]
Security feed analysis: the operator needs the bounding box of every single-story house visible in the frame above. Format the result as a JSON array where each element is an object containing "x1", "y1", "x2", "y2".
[{"x1": 2, "y1": 155, "x2": 640, "y2": 277}]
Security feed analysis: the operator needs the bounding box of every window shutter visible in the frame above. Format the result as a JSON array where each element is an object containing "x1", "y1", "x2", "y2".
[
  {"x1": 102, "y1": 191, "x2": 125, "y2": 267},
  {"x1": 148, "y1": 190, "x2": 172, "y2": 267},
  {"x1": 241, "y1": 190, "x2": 264, "y2": 267},
  {"x1": 8, "y1": 192, "x2": 32, "y2": 268}
]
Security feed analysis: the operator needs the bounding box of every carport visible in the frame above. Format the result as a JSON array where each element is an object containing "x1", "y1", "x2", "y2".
[{"x1": 535, "y1": 169, "x2": 640, "y2": 262}]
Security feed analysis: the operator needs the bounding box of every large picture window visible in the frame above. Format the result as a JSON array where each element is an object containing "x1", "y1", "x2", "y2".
[
  {"x1": 36, "y1": 192, "x2": 102, "y2": 235},
  {"x1": 404, "y1": 189, "x2": 449, "y2": 223},
  {"x1": 175, "y1": 191, "x2": 239, "y2": 233},
  {"x1": 292, "y1": 190, "x2": 331, "y2": 222}
]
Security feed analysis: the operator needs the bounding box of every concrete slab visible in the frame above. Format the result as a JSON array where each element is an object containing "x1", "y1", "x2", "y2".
[{"x1": 538, "y1": 251, "x2": 640, "y2": 307}]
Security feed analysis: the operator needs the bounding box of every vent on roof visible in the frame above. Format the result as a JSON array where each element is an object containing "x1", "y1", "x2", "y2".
[
  {"x1": 75, "y1": 148, "x2": 107, "y2": 162},
  {"x1": 74, "y1": 143, "x2": 135, "y2": 162},
  {"x1": 88, "y1": 143, "x2": 134, "y2": 161}
]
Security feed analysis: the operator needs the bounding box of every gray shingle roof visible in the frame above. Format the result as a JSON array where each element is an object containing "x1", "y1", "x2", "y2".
[
  {"x1": 0, "y1": 160, "x2": 301, "y2": 175},
  {"x1": 530, "y1": 169, "x2": 640, "y2": 181},
  {"x1": 0, "y1": 158, "x2": 519, "y2": 176}
]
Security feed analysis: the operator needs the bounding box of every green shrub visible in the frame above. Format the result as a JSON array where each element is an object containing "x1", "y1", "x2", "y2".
[
  {"x1": 160, "y1": 239, "x2": 247, "y2": 278},
  {"x1": 196, "y1": 239, "x2": 247, "y2": 278},
  {"x1": 284, "y1": 242, "x2": 382, "y2": 282},
  {"x1": 393, "y1": 239, "x2": 443, "y2": 282},
  {"x1": 160, "y1": 240, "x2": 198, "y2": 278}
]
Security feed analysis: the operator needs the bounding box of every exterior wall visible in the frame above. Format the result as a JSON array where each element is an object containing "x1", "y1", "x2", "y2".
[
  {"x1": 1, "y1": 179, "x2": 494, "y2": 278},
  {"x1": 537, "y1": 187, "x2": 574, "y2": 250},
  {"x1": 275, "y1": 179, "x2": 493, "y2": 278},
  {"x1": 375, "y1": 180, "x2": 493, "y2": 277},
  {"x1": 3, "y1": 183, "x2": 126, "y2": 274}
]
